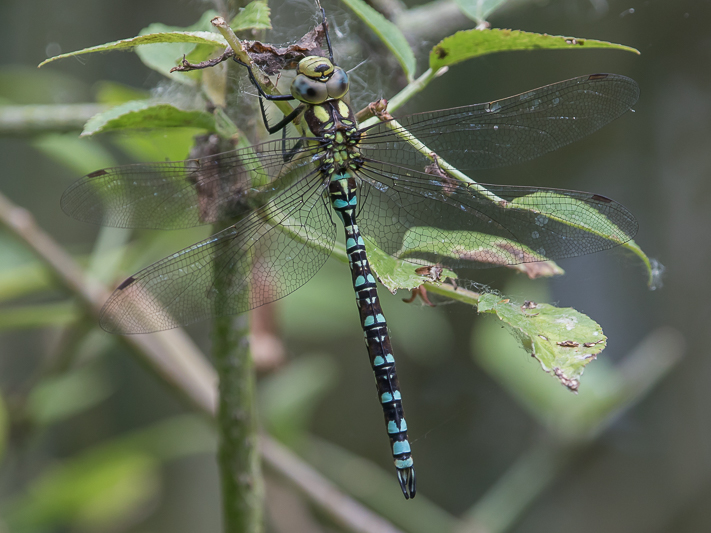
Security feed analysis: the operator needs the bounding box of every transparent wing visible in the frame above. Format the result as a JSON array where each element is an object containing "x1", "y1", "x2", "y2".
[
  {"x1": 360, "y1": 74, "x2": 639, "y2": 172},
  {"x1": 99, "y1": 165, "x2": 335, "y2": 334},
  {"x1": 61, "y1": 137, "x2": 317, "y2": 229},
  {"x1": 356, "y1": 160, "x2": 638, "y2": 269}
]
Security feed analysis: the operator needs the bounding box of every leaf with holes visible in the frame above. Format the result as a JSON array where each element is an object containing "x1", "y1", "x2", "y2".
[
  {"x1": 477, "y1": 293, "x2": 606, "y2": 390},
  {"x1": 365, "y1": 236, "x2": 457, "y2": 292}
]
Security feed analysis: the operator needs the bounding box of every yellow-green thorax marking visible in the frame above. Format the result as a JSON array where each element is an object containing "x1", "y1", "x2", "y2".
[{"x1": 288, "y1": 56, "x2": 362, "y2": 179}]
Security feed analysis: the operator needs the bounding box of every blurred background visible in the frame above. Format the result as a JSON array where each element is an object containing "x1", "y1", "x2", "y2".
[{"x1": 0, "y1": 0, "x2": 707, "y2": 531}]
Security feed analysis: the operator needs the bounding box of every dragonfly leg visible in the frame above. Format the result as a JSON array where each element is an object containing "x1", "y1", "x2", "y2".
[
  {"x1": 281, "y1": 128, "x2": 304, "y2": 163},
  {"x1": 262, "y1": 104, "x2": 303, "y2": 135},
  {"x1": 233, "y1": 58, "x2": 302, "y2": 134},
  {"x1": 315, "y1": 0, "x2": 334, "y2": 63}
]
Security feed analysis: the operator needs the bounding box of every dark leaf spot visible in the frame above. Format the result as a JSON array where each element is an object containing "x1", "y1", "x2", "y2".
[{"x1": 434, "y1": 46, "x2": 448, "y2": 59}]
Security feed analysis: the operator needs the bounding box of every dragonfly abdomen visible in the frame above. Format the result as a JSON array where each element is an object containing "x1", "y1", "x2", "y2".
[{"x1": 328, "y1": 175, "x2": 416, "y2": 499}]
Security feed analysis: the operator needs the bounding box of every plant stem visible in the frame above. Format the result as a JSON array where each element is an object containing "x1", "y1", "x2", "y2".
[
  {"x1": 212, "y1": 16, "x2": 296, "y2": 120},
  {"x1": 185, "y1": 131, "x2": 263, "y2": 533},
  {"x1": 209, "y1": 9, "x2": 266, "y2": 531},
  {"x1": 0, "y1": 104, "x2": 108, "y2": 135},
  {"x1": 213, "y1": 312, "x2": 264, "y2": 533}
]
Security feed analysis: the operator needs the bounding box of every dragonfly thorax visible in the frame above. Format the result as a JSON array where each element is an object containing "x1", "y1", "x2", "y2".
[
  {"x1": 303, "y1": 98, "x2": 362, "y2": 177},
  {"x1": 291, "y1": 56, "x2": 349, "y2": 104}
]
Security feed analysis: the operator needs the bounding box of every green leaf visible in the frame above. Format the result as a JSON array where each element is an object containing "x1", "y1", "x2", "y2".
[
  {"x1": 477, "y1": 293, "x2": 606, "y2": 390},
  {"x1": 430, "y1": 28, "x2": 640, "y2": 71},
  {"x1": 396, "y1": 228, "x2": 564, "y2": 279},
  {"x1": 38, "y1": 31, "x2": 227, "y2": 68},
  {"x1": 365, "y1": 236, "x2": 458, "y2": 292},
  {"x1": 230, "y1": 0, "x2": 272, "y2": 31},
  {"x1": 472, "y1": 294, "x2": 619, "y2": 433},
  {"x1": 135, "y1": 11, "x2": 222, "y2": 82},
  {"x1": 81, "y1": 100, "x2": 216, "y2": 136},
  {"x1": 340, "y1": 0, "x2": 417, "y2": 82},
  {"x1": 508, "y1": 191, "x2": 658, "y2": 285},
  {"x1": 510, "y1": 191, "x2": 631, "y2": 243},
  {"x1": 475, "y1": 317, "x2": 682, "y2": 439}
]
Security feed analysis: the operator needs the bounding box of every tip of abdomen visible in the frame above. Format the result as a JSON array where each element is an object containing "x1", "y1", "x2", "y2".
[{"x1": 397, "y1": 466, "x2": 416, "y2": 499}]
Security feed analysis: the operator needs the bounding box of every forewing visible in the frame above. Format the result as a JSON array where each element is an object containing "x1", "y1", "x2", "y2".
[
  {"x1": 356, "y1": 161, "x2": 638, "y2": 269},
  {"x1": 61, "y1": 138, "x2": 316, "y2": 229},
  {"x1": 361, "y1": 74, "x2": 639, "y2": 171},
  {"x1": 100, "y1": 166, "x2": 334, "y2": 334}
]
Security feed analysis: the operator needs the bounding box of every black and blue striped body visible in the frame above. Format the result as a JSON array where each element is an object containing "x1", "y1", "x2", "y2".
[
  {"x1": 305, "y1": 98, "x2": 416, "y2": 499},
  {"x1": 328, "y1": 176, "x2": 415, "y2": 498}
]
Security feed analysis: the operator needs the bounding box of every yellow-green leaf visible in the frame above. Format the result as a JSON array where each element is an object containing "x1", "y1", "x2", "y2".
[
  {"x1": 135, "y1": 11, "x2": 222, "y2": 82},
  {"x1": 397, "y1": 228, "x2": 564, "y2": 279},
  {"x1": 230, "y1": 0, "x2": 271, "y2": 31},
  {"x1": 39, "y1": 31, "x2": 227, "y2": 68},
  {"x1": 365, "y1": 236, "x2": 457, "y2": 292},
  {"x1": 430, "y1": 28, "x2": 639, "y2": 71},
  {"x1": 477, "y1": 293, "x2": 606, "y2": 390}
]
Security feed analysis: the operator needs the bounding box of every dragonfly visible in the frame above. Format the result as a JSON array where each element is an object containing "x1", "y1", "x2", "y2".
[{"x1": 61, "y1": 6, "x2": 639, "y2": 500}]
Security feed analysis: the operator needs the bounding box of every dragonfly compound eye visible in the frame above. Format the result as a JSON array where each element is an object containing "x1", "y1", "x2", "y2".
[
  {"x1": 297, "y1": 56, "x2": 334, "y2": 79},
  {"x1": 326, "y1": 67, "x2": 349, "y2": 99},
  {"x1": 291, "y1": 74, "x2": 329, "y2": 104}
]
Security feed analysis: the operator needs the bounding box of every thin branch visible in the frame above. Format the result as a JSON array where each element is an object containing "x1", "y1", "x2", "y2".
[
  {"x1": 212, "y1": 218, "x2": 263, "y2": 531},
  {"x1": 211, "y1": 16, "x2": 295, "y2": 120},
  {"x1": 185, "y1": 124, "x2": 263, "y2": 532},
  {"x1": 262, "y1": 437, "x2": 407, "y2": 533},
  {"x1": 213, "y1": 312, "x2": 263, "y2": 533},
  {"x1": 0, "y1": 104, "x2": 109, "y2": 136},
  {"x1": 171, "y1": 49, "x2": 235, "y2": 73}
]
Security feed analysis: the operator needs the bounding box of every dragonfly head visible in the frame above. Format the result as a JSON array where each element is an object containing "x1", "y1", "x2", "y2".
[{"x1": 291, "y1": 56, "x2": 349, "y2": 104}]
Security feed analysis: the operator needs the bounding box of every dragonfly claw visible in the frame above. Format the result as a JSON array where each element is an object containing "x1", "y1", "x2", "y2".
[{"x1": 397, "y1": 467, "x2": 417, "y2": 499}]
